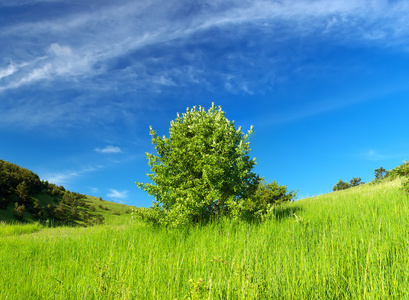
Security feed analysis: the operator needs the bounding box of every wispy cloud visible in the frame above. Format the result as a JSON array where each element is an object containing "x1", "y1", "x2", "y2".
[
  {"x1": 358, "y1": 149, "x2": 408, "y2": 162},
  {"x1": 43, "y1": 165, "x2": 103, "y2": 186},
  {"x1": 363, "y1": 150, "x2": 389, "y2": 161},
  {"x1": 95, "y1": 146, "x2": 122, "y2": 154},
  {"x1": 0, "y1": 64, "x2": 17, "y2": 79},
  {"x1": 107, "y1": 189, "x2": 128, "y2": 201},
  {"x1": 1, "y1": 0, "x2": 409, "y2": 93},
  {"x1": 1, "y1": 0, "x2": 409, "y2": 129},
  {"x1": 89, "y1": 187, "x2": 99, "y2": 195},
  {"x1": 0, "y1": 0, "x2": 63, "y2": 5}
]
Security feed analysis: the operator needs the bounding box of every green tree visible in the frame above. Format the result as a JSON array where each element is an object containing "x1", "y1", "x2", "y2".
[
  {"x1": 333, "y1": 179, "x2": 350, "y2": 191},
  {"x1": 51, "y1": 186, "x2": 62, "y2": 197},
  {"x1": 15, "y1": 181, "x2": 29, "y2": 204},
  {"x1": 55, "y1": 201, "x2": 68, "y2": 221},
  {"x1": 62, "y1": 192, "x2": 76, "y2": 206},
  {"x1": 47, "y1": 203, "x2": 57, "y2": 219},
  {"x1": 136, "y1": 103, "x2": 260, "y2": 226},
  {"x1": 374, "y1": 167, "x2": 386, "y2": 180},
  {"x1": 350, "y1": 177, "x2": 363, "y2": 187},
  {"x1": 13, "y1": 202, "x2": 25, "y2": 220}
]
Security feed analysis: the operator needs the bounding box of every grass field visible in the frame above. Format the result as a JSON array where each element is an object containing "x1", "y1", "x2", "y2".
[{"x1": 1, "y1": 178, "x2": 409, "y2": 299}]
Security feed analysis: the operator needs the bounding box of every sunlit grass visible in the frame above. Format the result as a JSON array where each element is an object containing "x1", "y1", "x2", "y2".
[
  {"x1": 0, "y1": 221, "x2": 44, "y2": 237},
  {"x1": 1, "y1": 178, "x2": 409, "y2": 299}
]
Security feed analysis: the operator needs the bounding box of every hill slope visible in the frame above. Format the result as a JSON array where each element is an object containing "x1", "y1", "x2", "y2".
[
  {"x1": 0, "y1": 159, "x2": 134, "y2": 225},
  {"x1": 1, "y1": 177, "x2": 409, "y2": 298}
]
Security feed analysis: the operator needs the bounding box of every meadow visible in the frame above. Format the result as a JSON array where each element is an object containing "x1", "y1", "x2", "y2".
[{"x1": 1, "y1": 178, "x2": 409, "y2": 299}]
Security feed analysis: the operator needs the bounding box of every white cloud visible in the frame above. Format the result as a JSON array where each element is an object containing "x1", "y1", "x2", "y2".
[
  {"x1": 95, "y1": 146, "x2": 122, "y2": 154},
  {"x1": 2, "y1": 0, "x2": 409, "y2": 128},
  {"x1": 1, "y1": 0, "x2": 409, "y2": 94},
  {"x1": 89, "y1": 187, "x2": 99, "y2": 194},
  {"x1": 43, "y1": 165, "x2": 103, "y2": 186},
  {"x1": 0, "y1": 64, "x2": 17, "y2": 79},
  {"x1": 107, "y1": 189, "x2": 128, "y2": 200}
]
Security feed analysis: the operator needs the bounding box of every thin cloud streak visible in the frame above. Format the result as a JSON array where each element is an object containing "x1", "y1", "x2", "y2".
[
  {"x1": 1, "y1": 0, "x2": 409, "y2": 132},
  {"x1": 107, "y1": 189, "x2": 128, "y2": 200},
  {"x1": 0, "y1": 64, "x2": 17, "y2": 79},
  {"x1": 358, "y1": 149, "x2": 408, "y2": 162},
  {"x1": 1, "y1": 0, "x2": 409, "y2": 92},
  {"x1": 43, "y1": 165, "x2": 103, "y2": 186}
]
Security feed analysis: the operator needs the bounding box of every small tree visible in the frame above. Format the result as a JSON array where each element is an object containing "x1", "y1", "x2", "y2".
[
  {"x1": 374, "y1": 167, "x2": 386, "y2": 180},
  {"x1": 15, "y1": 181, "x2": 29, "y2": 204},
  {"x1": 55, "y1": 201, "x2": 68, "y2": 221},
  {"x1": 47, "y1": 203, "x2": 57, "y2": 219},
  {"x1": 333, "y1": 179, "x2": 350, "y2": 191},
  {"x1": 350, "y1": 177, "x2": 364, "y2": 187},
  {"x1": 136, "y1": 103, "x2": 260, "y2": 226},
  {"x1": 62, "y1": 192, "x2": 76, "y2": 206},
  {"x1": 13, "y1": 202, "x2": 25, "y2": 220}
]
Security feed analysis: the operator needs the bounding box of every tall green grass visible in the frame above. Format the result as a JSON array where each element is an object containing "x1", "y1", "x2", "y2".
[
  {"x1": 0, "y1": 222, "x2": 43, "y2": 237},
  {"x1": 1, "y1": 178, "x2": 408, "y2": 299}
]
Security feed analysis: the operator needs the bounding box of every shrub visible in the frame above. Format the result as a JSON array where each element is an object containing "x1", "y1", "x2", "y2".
[
  {"x1": 386, "y1": 161, "x2": 409, "y2": 179},
  {"x1": 231, "y1": 180, "x2": 297, "y2": 221}
]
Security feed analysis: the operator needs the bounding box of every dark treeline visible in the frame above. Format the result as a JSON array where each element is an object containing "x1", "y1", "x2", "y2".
[{"x1": 0, "y1": 160, "x2": 104, "y2": 225}]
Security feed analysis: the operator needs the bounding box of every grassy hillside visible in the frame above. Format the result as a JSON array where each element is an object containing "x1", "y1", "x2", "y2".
[
  {"x1": 0, "y1": 192, "x2": 134, "y2": 226},
  {"x1": 0, "y1": 159, "x2": 134, "y2": 225},
  {"x1": 1, "y1": 178, "x2": 409, "y2": 299}
]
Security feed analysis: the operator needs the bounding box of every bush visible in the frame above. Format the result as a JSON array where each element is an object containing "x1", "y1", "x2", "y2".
[
  {"x1": 386, "y1": 161, "x2": 409, "y2": 179},
  {"x1": 230, "y1": 180, "x2": 297, "y2": 221}
]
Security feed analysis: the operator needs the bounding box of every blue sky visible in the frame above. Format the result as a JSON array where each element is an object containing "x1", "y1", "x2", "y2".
[{"x1": 1, "y1": 0, "x2": 409, "y2": 207}]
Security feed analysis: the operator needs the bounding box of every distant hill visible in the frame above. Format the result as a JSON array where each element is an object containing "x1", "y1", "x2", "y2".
[{"x1": 0, "y1": 159, "x2": 134, "y2": 225}]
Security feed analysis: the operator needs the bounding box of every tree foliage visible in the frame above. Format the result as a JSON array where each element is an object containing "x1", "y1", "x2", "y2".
[
  {"x1": 333, "y1": 179, "x2": 350, "y2": 191},
  {"x1": 136, "y1": 103, "x2": 260, "y2": 226},
  {"x1": 16, "y1": 181, "x2": 29, "y2": 204},
  {"x1": 333, "y1": 176, "x2": 365, "y2": 192},
  {"x1": 252, "y1": 180, "x2": 297, "y2": 207},
  {"x1": 0, "y1": 159, "x2": 104, "y2": 225},
  {"x1": 0, "y1": 160, "x2": 42, "y2": 198},
  {"x1": 236, "y1": 180, "x2": 297, "y2": 220},
  {"x1": 349, "y1": 177, "x2": 363, "y2": 187},
  {"x1": 13, "y1": 202, "x2": 25, "y2": 220},
  {"x1": 385, "y1": 161, "x2": 409, "y2": 179},
  {"x1": 374, "y1": 167, "x2": 386, "y2": 180}
]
